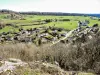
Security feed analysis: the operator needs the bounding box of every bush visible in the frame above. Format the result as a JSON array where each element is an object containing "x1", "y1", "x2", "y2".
[
  {"x1": 36, "y1": 34, "x2": 100, "y2": 74},
  {"x1": 0, "y1": 43, "x2": 37, "y2": 61},
  {"x1": 0, "y1": 21, "x2": 5, "y2": 29},
  {"x1": 0, "y1": 33, "x2": 100, "y2": 74},
  {"x1": 44, "y1": 19, "x2": 52, "y2": 23}
]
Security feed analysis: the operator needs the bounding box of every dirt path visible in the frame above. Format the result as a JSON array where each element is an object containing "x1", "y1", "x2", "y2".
[{"x1": 50, "y1": 30, "x2": 74, "y2": 46}]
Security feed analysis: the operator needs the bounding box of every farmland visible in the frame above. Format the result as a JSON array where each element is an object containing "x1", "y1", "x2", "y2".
[
  {"x1": 0, "y1": 13, "x2": 99, "y2": 45},
  {"x1": 0, "y1": 14, "x2": 100, "y2": 32},
  {"x1": 0, "y1": 11, "x2": 100, "y2": 75}
]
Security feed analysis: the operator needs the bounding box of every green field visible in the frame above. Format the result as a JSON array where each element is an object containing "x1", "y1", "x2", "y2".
[
  {"x1": 0, "y1": 14, "x2": 100, "y2": 33},
  {"x1": 0, "y1": 13, "x2": 100, "y2": 75}
]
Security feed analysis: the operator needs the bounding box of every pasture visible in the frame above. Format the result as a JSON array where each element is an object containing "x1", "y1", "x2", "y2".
[
  {"x1": 0, "y1": 14, "x2": 100, "y2": 33},
  {"x1": 0, "y1": 13, "x2": 100, "y2": 45},
  {"x1": 0, "y1": 13, "x2": 100, "y2": 75}
]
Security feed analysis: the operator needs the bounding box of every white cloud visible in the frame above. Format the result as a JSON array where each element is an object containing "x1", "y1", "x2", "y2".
[{"x1": 1, "y1": 0, "x2": 100, "y2": 13}]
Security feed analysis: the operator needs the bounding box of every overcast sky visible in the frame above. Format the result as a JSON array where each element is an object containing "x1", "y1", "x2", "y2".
[{"x1": 0, "y1": 0, "x2": 100, "y2": 13}]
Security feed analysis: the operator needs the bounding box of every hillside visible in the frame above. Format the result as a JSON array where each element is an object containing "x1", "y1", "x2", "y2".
[
  {"x1": 0, "y1": 10, "x2": 100, "y2": 45},
  {"x1": 0, "y1": 9, "x2": 100, "y2": 75},
  {"x1": 0, "y1": 9, "x2": 100, "y2": 17},
  {"x1": 0, "y1": 25, "x2": 100, "y2": 75}
]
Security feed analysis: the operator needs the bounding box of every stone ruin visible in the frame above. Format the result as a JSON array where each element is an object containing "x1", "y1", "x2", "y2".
[
  {"x1": 77, "y1": 20, "x2": 90, "y2": 31},
  {"x1": 60, "y1": 23, "x2": 99, "y2": 44},
  {"x1": 0, "y1": 26, "x2": 67, "y2": 45}
]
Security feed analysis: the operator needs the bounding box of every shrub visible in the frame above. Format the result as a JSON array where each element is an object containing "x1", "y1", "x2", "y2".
[{"x1": 0, "y1": 33, "x2": 100, "y2": 74}]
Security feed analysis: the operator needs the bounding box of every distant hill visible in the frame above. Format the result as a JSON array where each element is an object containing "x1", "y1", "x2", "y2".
[
  {"x1": 0, "y1": 9, "x2": 100, "y2": 18},
  {"x1": 88, "y1": 14, "x2": 100, "y2": 18},
  {"x1": 0, "y1": 9, "x2": 18, "y2": 14}
]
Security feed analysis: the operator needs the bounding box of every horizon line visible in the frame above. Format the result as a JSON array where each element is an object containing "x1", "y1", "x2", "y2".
[{"x1": 0, "y1": 9, "x2": 100, "y2": 14}]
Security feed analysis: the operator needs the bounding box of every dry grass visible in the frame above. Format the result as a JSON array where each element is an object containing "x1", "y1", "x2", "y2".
[
  {"x1": 0, "y1": 32, "x2": 100, "y2": 74},
  {"x1": 0, "y1": 43, "x2": 37, "y2": 61}
]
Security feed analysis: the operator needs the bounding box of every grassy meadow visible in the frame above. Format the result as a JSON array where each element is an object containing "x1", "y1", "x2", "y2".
[
  {"x1": 0, "y1": 14, "x2": 100, "y2": 33},
  {"x1": 0, "y1": 13, "x2": 100, "y2": 75}
]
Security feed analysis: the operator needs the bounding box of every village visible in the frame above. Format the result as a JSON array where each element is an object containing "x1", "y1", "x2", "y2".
[
  {"x1": 0, "y1": 17, "x2": 99, "y2": 46},
  {"x1": 0, "y1": 24, "x2": 68, "y2": 45}
]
